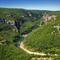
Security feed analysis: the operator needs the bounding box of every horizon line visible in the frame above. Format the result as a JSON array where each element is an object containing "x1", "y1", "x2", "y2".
[{"x1": 0, "y1": 7, "x2": 60, "y2": 11}]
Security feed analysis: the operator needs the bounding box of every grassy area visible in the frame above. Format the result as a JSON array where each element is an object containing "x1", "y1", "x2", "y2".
[{"x1": 0, "y1": 44, "x2": 32, "y2": 60}]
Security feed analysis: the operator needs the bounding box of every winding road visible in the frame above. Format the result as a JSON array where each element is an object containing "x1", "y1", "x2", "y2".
[
  {"x1": 20, "y1": 42, "x2": 47, "y2": 56},
  {"x1": 20, "y1": 42, "x2": 58, "y2": 57}
]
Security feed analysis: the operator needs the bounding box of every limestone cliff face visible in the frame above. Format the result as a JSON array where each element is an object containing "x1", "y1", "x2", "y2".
[{"x1": 42, "y1": 13, "x2": 56, "y2": 24}]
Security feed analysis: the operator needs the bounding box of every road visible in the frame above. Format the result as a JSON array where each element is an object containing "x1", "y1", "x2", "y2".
[{"x1": 20, "y1": 42, "x2": 46, "y2": 56}]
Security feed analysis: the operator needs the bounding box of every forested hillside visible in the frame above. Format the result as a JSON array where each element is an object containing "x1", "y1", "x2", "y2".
[
  {"x1": 24, "y1": 14, "x2": 60, "y2": 55},
  {"x1": 0, "y1": 8, "x2": 60, "y2": 60}
]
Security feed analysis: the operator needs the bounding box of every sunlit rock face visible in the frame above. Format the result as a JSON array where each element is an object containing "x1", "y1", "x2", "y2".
[
  {"x1": 6, "y1": 20, "x2": 15, "y2": 26},
  {"x1": 42, "y1": 13, "x2": 56, "y2": 24}
]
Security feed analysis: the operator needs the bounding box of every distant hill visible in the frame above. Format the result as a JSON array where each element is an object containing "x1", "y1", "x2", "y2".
[{"x1": 0, "y1": 8, "x2": 44, "y2": 34}]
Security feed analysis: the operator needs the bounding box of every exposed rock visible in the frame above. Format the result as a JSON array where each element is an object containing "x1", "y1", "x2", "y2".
[
  {"x1": 0, "y1": 18, "x2": 6, "y2": 23},
  {"x1": 54, "y1": 25, "x2": 60, "y2": 34},
  {"x1": 6, "y1": 20, "x2": 15, "y2": 26},
  {"x1": 42, "y1": 13, "x2": 56, "y2": 24}
]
